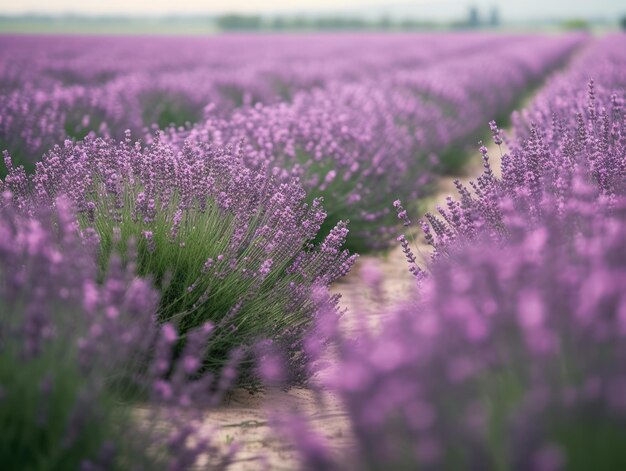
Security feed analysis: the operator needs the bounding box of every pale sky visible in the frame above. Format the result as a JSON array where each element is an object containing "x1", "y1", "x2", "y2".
[{"x1": 0, "y1": 0, "x2": 623, "y2": 20}]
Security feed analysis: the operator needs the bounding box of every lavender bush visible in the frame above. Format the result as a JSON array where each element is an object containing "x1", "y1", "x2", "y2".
[
  {"x1": 2, "y1": 132, "x2": 355, "y2": 384},
  {"x1": 0, "y1": 196, "x2": 240, "y2": 470},
  {"x1": 278, "y1": 155, "x2": 626, "y2": 469},
  {"x1": 415, "y1": 40, "x2": 625, "y2": 259}
]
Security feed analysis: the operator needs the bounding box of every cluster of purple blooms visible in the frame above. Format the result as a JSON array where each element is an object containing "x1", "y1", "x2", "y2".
[
  {"x1": 1, "y1": 34, "x2": 583, "y2": 250},
  {"x1": 0, "y1": 34, "x2": 511, "y2": 167},
  {"x1": 414, "y1": 35, "x2": 625, "y2": 258},
  {"x1": 0, "y1": 196, "x2": 240, "y2": 469},
  {"x1": 169, "y1": 34, "x2": 583, "y2": 250},
  {"x1": 272, "y1": 34, "x2": 626, "y2": 470},
  {"x1": 2, "y1": 130, "x2": 356, "y2": 383},
  {"x1": 316, "y1": 193, "x2": 626, "y2": 470}
]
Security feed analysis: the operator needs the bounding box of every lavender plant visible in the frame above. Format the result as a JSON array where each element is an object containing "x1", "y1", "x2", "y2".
[
  {"x1": 417, "y1": 82, "x2": 624, "y2": 258},
  {"x1": 0, "y1": 196, "x2": 239, "y2": 470},
  {"x1": 271, "y1": 123, "x2": 626, "y2": 471},
  {"x1": 268, "y1": 36, "x2": 626, "y2": 470},
  {"x1": 2, "y1": 132, "x2": 355, "y2": 384},
  {"x1": 306, "y1": 195, "x2": 626, "y2": 471}
]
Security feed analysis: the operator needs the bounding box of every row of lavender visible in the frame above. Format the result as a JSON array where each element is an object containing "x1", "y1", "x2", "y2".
[
  {"x1": 0, "y1": 33, "x2": 518, "y2": 163},
  {"x1": 1, "y1": 34, "x2": 584, "y2": 252},
  {"x1": 0, "y1": 35, "x2": 369, "y2": 468},
  {"x1": 0, "y1": 34, "x2": 509, "y2": 93},
  {"x1": 0, "y1": 32, "x2": 605, "y2": 469},
  {"x1": 276, "y1": 34, "x2": 626, "y2": 470},
  {"x1": 168, "y1": 34, "x2": 584, "y2": 250}
]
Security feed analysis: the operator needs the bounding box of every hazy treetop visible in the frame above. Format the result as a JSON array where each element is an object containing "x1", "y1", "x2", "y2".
[{"x1": 1, "y1": 0, "x2": 623, "y2": 22}]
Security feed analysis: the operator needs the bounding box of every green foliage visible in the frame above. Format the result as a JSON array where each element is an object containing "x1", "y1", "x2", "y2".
[
  {"x1": 216, "y1": 14, "x2": 438, "y2": 32},
  {"x1": 88, "y1": 184, "x2": 320, "y2": 381},
  {"x1": 0, "y1": 305, "x2": 146, "y2": 470},
  {"x1": 215, "y1": 15, "x2": 262, "y2": 31},
  {"x1": 550, "y1": 416, "x2": 626, "y2": 471},
  {"x1": 561, "y1": 19, "x2": 591, "y2": 31},
  {"x1": 141, "y1": 91, "x2": 203, "y2": 129}
]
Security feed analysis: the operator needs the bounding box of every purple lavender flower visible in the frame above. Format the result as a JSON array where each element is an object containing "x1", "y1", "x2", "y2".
[
  {"x1": 0, "y1": 198, "x2": 238, "y2": 469},
  {"x1": 1, "y1": 33, "x2": 583, "y2": 250},
  {"x1": 393, "y1": 199, "x2": 412, "y2": 227},
  {"x1": 267, "y1": 35, "x2": 626, "y2": 470},
  {"x1": 4, "y1": 132, "x2": 355, "y2": 385}
]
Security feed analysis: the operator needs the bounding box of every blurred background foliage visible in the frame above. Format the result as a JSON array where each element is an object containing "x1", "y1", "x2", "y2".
[{"x1": 0, "y1": 1, "x2": 623, "y2": 35}]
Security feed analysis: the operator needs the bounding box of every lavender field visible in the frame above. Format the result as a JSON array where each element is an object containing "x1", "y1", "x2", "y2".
[{"x1": 1, "y1": 29, "x2": 625, "y2": 470}]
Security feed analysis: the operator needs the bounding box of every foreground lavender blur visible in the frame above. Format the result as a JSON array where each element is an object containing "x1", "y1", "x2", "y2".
[
  {"x1": 0, "y1": 197, "x2": 239, "y2": 469},
  {"x1": 273, "y1": 35, "x2": 626, "y2": 470},
  {"x1": 315, "y1": 196, "x2": 626, "y2": 470}
]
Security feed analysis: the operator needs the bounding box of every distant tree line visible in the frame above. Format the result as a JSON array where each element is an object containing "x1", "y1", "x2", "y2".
[{"x1": 215, "y1": 15, "x2": 439, "y2": 32}]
